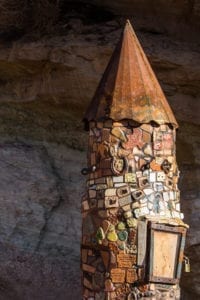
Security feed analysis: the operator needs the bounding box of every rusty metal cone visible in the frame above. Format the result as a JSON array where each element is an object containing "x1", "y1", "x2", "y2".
[{"x1": 84, "y1": 20, "x2": 178, "y2": 129}]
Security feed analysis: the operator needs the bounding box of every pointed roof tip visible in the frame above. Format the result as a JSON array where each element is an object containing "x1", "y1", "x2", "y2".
[
  {"x1": 84, "y1": 20, "x2": 178, "y2": 129},
  {"x1": 124, "y1": 19, "x2": 138, "y2": 40},
  {"x1": 125, "y1": 19, "x2": 134, "y2": 31}
]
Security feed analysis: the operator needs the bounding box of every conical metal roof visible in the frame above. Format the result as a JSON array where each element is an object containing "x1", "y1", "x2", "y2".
[{"x1": 84, "y1": 20, "x2": 178, "y2": 128}]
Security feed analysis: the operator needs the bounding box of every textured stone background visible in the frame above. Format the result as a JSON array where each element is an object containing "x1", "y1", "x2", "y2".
[{"x1": 0, "y1": 1, "x2": 199, "y2": 299}]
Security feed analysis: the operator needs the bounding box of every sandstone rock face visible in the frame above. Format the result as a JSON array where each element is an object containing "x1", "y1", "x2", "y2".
[
  {"x1": 0, "y1": 2, "x2": 199, "y2": 299},
  {"x1": 0, "y1": 143, "x2": 84, "y2": 299},
  {"x1": 77, "y1": 0, "x2": 200, "y2": 40}
]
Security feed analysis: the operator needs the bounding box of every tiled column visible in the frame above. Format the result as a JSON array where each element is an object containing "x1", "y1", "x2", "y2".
[{"x1": 81, "y1": 120, "x2": 185, "y2": 299}]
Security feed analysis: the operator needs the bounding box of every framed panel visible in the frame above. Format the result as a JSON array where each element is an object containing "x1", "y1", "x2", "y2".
[{"x1": 147, "y1": 223, "x2": 186, "y2": 284}]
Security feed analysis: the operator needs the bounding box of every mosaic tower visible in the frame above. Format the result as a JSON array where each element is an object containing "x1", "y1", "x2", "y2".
[{"x1": 81, "y1": 20, "x2": 188, "y2": 300}]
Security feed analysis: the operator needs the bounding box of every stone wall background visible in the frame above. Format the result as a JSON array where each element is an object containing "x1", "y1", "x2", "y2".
[{"x1": 0, "y1": 1, "x2": 199, "y2": 299}]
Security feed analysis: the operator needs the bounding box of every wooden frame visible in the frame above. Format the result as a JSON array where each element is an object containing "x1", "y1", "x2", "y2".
[{"x1": 147, "y1": 223, "x2": 186, "y2": 284}]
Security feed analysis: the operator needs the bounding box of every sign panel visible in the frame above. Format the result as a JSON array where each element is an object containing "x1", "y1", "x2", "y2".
[{"x1": 148, "y1": 223, "x2": 186, "y2": 284}]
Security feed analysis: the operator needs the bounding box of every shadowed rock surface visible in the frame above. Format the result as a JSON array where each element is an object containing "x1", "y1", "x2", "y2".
[{"x1": 0, "y1": 1, "x2": 199, "y2": 299}]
